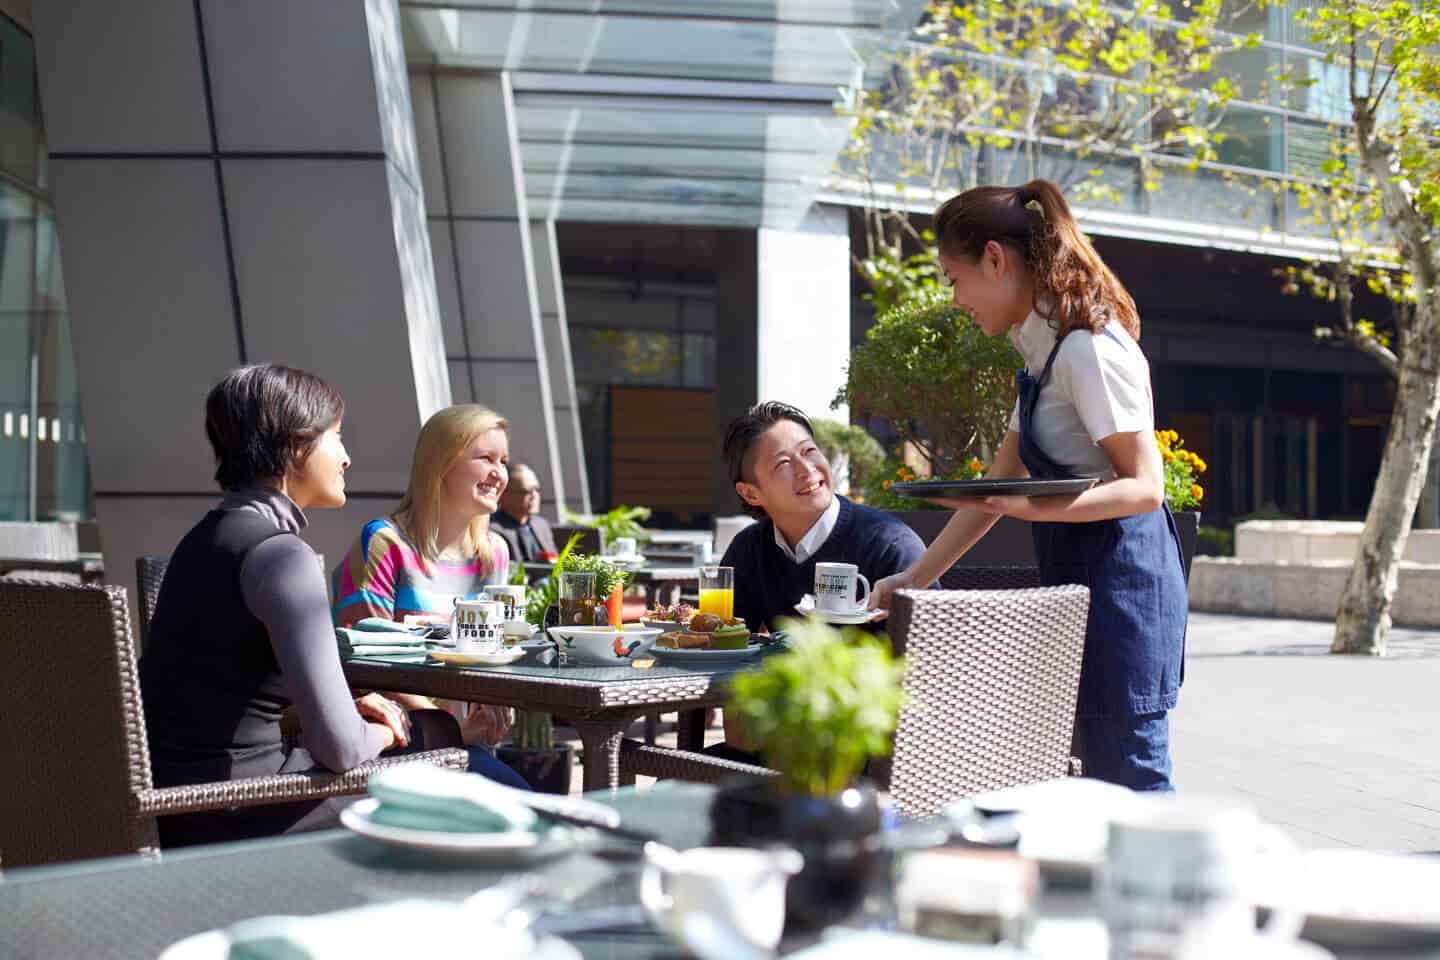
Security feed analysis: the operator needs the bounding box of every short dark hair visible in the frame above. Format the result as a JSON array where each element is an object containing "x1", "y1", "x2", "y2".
[
  {"x1": 205, "y1": 364, "x2": 345, "y2": 491},
  {"x1": 722, "y1": 401, "x2": 814, "y2": 518}
]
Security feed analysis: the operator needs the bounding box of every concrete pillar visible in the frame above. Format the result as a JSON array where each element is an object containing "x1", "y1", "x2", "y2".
[
  {"x1": 530, "y1": 219, "x2": 590, "y2": 517},
  {"x1": 33, "y1": 0, "x2": 449, "y2": 611},
  {"x1": 710, "y1": 205, "x2": 851, "y2": 514},
  {"x1": 411, "y1": 68, "x2": 566, "y2": 519}
]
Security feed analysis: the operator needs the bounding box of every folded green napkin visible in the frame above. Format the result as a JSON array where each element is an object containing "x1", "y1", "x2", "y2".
[
  {"x1": 334, "y1": 627, "x2": 425, "y2": 647},
  {"x1": 221, "y1": 899, "x2": 536, "y2": 959},
  {"x1": 349, "y1": 617, "x2": 417, "y2": 633},
  {"x1": 343, "y1": 647, "x2": 428, "y2": 661},
  {"x1": 366, "y1": 765, "x2": 537, "y2": 833}
]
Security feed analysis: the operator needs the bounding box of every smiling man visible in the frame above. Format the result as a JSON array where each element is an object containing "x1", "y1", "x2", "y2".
[{"x1": 718, "y1": 402, "x2": 928, "y2": 632}]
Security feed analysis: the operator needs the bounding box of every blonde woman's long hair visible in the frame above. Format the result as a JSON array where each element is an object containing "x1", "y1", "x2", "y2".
[{"x1": 393, "y1": 404, "x2": 509, "y2": 572}]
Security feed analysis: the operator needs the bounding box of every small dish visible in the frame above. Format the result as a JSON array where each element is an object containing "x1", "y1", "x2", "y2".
[
  {"x1": 428, "y1": 648, "x2": 528, "y2": 667},
  {"x1": 794, "y1": 594, "x2": 886, "y2": 625},
  {"x1": 340, "y1": 797, "x2": 575, "y2": 862},
  {"x1": 649, "y1": 643, "x2": 770, "y2": 665}
]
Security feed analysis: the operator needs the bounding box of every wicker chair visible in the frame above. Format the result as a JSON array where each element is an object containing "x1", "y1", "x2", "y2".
[
  {"x1": 619, "y1": 580, "x2": 1090, "y2": 819},
  {"x1": 0, "y1": 579, "x2": 467, "y2": 869}
]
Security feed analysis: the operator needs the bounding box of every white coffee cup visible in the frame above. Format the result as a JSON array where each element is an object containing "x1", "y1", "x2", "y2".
[
  {"x1": 611, "y1": 536, "x2": 638, "y2": 559},
  {"x1": 1101, "y1": 795, "x2": 1303, "y2": 959},
  {"x1": 814, "y1": 561, "x2": 871, "y2": 612},
  {"x1": 640, "y1": 842, "x2": 802, "y2": 954},
  {"x1": 450, "y1": 598, "x2": 505, "y2": 653},
  {"x1": 483, "y1": 584, "x2": 527, "y2": 623}
]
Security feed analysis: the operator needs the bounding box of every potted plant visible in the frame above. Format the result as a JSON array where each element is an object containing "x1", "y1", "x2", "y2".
[
  {"x1": 1157, "y1": 428, "x2": 1205, "y2": 579},
  {"x1": 712, "y1": 619, "x2": 906, "y2": 932},
  {"x1": 562, "y1": 504, "x2": 653, "y2": 555}
]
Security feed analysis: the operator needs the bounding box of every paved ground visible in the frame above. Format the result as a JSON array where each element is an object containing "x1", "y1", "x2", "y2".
[
  {"x1": 550, "y1": 611, "x2": 1440, "y2": 853},
  {"x1": 1172, "y1": 612, "x2": 1440, "y2": 852}
]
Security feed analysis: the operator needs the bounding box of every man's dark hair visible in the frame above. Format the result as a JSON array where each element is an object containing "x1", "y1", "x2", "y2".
[
  {"x1": 205, "y1": 363, "x2": 345, "y2": 491},
  {"x1": 722, "y1": 401, "x2": 814, "y2": 518}
]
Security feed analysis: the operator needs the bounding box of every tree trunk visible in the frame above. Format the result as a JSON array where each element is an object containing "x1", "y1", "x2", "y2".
[{"x1": 1332, "y1": 298, "x2": 1440, "y2": 655}]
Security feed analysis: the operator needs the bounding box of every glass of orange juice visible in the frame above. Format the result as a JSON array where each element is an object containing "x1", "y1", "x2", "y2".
[{"x1": 699, "y1": 565, "x2": 735, "y2": 620}]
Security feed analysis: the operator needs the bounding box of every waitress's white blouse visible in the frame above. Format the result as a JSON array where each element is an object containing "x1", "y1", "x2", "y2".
[{"x1": 1006, "y1": 310, "x2": 1154, "y2": 480}]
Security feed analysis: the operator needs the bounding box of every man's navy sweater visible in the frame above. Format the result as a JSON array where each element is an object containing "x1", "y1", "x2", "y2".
[{"x1": 720, "y1": 496, "x2": 928, "y2": 632}]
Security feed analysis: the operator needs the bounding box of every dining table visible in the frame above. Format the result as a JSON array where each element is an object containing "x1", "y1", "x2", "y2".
[
  {"x1": 342, "y1": 649, "x2": 752, "y2": 791},
  {"x1": 3, "y1": 782, "x2": 1434, "y2": 960}
]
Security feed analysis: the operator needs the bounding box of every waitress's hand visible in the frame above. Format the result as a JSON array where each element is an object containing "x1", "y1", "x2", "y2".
[{"x1": 869, "y1": 568, "x2": 923, "y2": 612}]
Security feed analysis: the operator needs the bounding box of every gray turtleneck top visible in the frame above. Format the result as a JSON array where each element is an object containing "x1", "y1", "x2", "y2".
[{"x1": 225, "y1": 487, "x2": 388, "y2": 771}]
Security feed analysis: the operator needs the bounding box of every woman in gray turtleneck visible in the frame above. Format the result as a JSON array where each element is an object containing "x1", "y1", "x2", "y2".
[{"x1": 139, "y1": 364, "x2": 417, "y2": 847}]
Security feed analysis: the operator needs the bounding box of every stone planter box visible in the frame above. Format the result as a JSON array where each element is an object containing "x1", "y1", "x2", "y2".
[
  {"x1": 1235, "y1": 520, "x2": 1440, "y2": 564},
  {"x1": 1188, "y1": 556, "x2": 1440, "y2": 627}
]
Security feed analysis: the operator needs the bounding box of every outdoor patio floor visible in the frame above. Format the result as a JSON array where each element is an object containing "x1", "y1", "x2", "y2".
[{"x1": 548, "y1": 611, "x2": 1440, "y2": 853}]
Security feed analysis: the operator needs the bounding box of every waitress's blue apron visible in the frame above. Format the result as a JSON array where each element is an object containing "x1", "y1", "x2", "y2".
[{"x1": 1016, "y1": 331, "x2": 1187, "y2": 786}]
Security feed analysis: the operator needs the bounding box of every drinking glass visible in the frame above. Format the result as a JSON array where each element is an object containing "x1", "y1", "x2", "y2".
[
  {"x1": 558, "y1": 570, "x2": 599, "y2": 626},
  {"x1": 699, "y1": 566, "x2": 735, "y2": 621}
]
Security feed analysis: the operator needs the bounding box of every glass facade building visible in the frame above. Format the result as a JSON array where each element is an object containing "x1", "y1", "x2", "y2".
[{"x1": 0, "y1": 11, "x2": 89, "y2": 522}]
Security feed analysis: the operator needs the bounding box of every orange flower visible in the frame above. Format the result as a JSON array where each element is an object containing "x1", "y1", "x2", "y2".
[
  {"x1": 967, "y1": 458, "x2": 984, "y2": 473},
  {"x1": 882, "y1": 479, "x2": 892, "y2": 489},
  {"x1": 1191, "y1": 484, "x2": 1204, "y2": 502}
]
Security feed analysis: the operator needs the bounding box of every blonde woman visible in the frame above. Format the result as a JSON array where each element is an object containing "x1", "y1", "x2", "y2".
[{"x1": 334, "y1": 404, "x2": 526, "y2": 788}]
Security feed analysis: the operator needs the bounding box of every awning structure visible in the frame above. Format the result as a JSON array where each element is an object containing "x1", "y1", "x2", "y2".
[{"x1": 401, "y1": 1, "x2": 927, "y2": 227}]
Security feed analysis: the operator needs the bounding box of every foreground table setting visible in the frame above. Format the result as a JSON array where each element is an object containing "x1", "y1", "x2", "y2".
[{"x1": 6, "y1": 769, "x2": 1440, "y2": 960}]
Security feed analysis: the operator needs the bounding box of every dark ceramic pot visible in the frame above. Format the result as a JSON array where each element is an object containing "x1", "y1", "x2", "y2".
[
  {"x1": 496, "y1": 744, "x2": 574, "y2": 795},
  {"x1": 709, "y1": 778, "x2": 885, "y2": 932}
]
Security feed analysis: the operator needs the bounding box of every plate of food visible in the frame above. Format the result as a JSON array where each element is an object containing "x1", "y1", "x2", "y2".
[
  {"x1": 649, "y1": 613, "x2": 772, "y2": 663},
  {"x1": 889, "y1": 477, "x2": 1098, "y2": 500},
  {"x1": 641, "y1": 600, "x2": 696, "y2": 635}
]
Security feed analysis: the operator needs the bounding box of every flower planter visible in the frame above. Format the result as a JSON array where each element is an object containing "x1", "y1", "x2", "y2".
[
  {"x1": 892, "y1": 509, "x2": 1199, "y2": 581},
  {"x1": 496, "y1": 744, "x2": 574, "y2": 795},
  {"x1": 708, "y1": 777, "x2": 885, "y2": 933}
]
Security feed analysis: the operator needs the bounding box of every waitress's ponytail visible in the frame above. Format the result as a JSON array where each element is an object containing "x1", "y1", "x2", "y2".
[{"x1": 935, "y1": 179, "x2": 1140, "y2": 340}]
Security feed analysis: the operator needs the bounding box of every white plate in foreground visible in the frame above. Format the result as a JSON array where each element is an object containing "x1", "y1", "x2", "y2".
[
  {"x1": 339, "y1": 798, "x2": 574, "y2": 862},
  {"x1": 159, "y1": 924, "x2": 581, "y2": 960},
  {"x1": 649, "y1": 642, "x2": 770, "y2": 664},
  {"x1": 794, "y1": 595, "x2": 886, "y2": 625},
  {"x1": 1257, "y1": 849, "x2": 1440, "y2": 948},
  {"x1": 427, "y1": 648, "x2": 528, "y2": 667}
]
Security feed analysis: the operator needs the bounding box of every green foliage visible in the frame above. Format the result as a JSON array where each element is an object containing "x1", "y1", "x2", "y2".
[
  {"x1": 562, "y1": 504, "x2": 654, "y2": 550},
  {"x1": 834, "y1": 289, "x2": 1021, "y2": 476},
  {"x1": 524, "y1": 532, "x2": 584, "y2": 625},
  {"x1": 860, "y1": 458, "x2": 987, "y2": 511},
  {"x1": 810, "y1": 418, "x2": 887, "y2": 493},
  {"x1": 1196, "y1": 525, "x2": 1234, "y2": 557},
  {"x1": 728, "y1": 619, "x2": 905, "y2": 798},
  {"x1": 507, "y1": 561, "x2": 528, "y2": 587},
  {"x1": 841, "y1": 0, "x2": 1251, "y2": 308}
]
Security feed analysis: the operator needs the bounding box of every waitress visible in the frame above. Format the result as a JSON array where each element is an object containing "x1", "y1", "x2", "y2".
[{"x1": 869, "y1": 179, "x2": 1187, "y2": 792}]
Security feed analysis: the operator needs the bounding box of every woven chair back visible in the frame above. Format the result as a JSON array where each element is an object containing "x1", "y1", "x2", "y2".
[
  {"x1": 885, "y1": 584, "x2": 1090, "y2": 818},
  {"x1": 0, "y1": 580, "x2": 156, "y2": 867}
]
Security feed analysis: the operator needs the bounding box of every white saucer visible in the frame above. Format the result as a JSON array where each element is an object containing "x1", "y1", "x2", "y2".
[
  {"x1": 1257, "y1": 849, "x2": 1440, "y2": 948},
  {"x1": 601, "y1": 553, "x2": 647, "y2": 566},
  {"x1": 339, "y1": 798, "x2": 575, "y2": 862},
  {"x1": 794, "y1": 595, "x2": 886, "y2": 625},
  {"x1": 428, "y1": 648, "x2": 528, "y2": 667}
]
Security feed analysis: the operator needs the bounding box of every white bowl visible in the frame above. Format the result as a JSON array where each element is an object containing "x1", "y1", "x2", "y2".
[{"x1": 546, "y1": 625, "x2": 662, "y2": 665}]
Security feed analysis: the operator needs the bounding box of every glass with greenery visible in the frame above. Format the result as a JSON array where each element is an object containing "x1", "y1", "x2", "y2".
[
  {"x1": 728, "y1": 619, "x2": 905, "y2": 798},
  {"x1": 834, "y1": 289, "x2": 1021, "y2": 479}
]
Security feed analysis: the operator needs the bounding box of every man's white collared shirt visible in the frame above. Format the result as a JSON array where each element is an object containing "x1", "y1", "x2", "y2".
[{"x1": 773, "y1": 495, "x2": 841, "y2": 564}]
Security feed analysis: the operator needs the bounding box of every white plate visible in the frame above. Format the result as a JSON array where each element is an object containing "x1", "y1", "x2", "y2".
[
  {"x1": 794, "y1": 595, "x2": 886, "y2": 625},
  {"x1": 159, "y1": 923, "x2": 581, "y2": 960},
  {"x1": 428, "y1": 648, "x2": 528, "y2": 667},
  {"x1": 339, "y1": 798, "x2": 575, "y2": 862},
  {"x1": 600, "y1": 553, "x2": 647, "y2": 566},
  {"x1": 649, "y1": 642, "x2": 770, "y2": 664}
]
